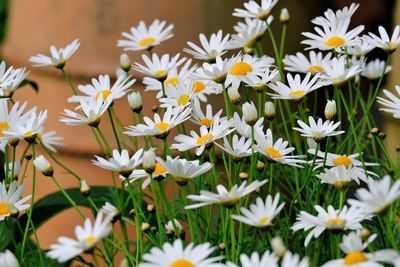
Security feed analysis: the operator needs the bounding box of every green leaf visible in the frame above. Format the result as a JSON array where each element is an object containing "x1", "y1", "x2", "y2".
[{"x1": 0, "y1": 219, "x2": 14, "y2": 250}]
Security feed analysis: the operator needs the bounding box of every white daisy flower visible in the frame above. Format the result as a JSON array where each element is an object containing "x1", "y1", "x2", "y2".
[
  {"x1": 165, "y1": 219, "x2": 184, "y2": 237},
  {"x1": 377, "y1": 85, "x2": 400, "y2": 119},
  {"x1": 227, "y1": 17, "x2": 272, "y2": 50},
  {"x1": 100, "y1": 202, "x2": 120, "y2": 222},
  {"x1": 365, "y1": 25, "x2": 400, "y2": 53},
  {"x1": 184, "y1": 30, "x2": 230, "y2": 62},
  {"x1": 138, "y1": 239, "x2": 223, "y2": 267},
  {"x1": 253, "y1": 128, "x2": 306, "y2": 167},
  {"x1": 232, "y1": 193, "x2": 285, "y2": 228},
  {"x1": 321, "y1": 232, "x2": 399, "y2": 267},
  {"x1": 233, "y1": 0, "x2": 278, "y2": 20},
  {"x1": 281, "y1": 252, "x2": 310, "y2": 267},
  {"x1": 0, "y1": 250, "x2": 19, "y2": 267},
  {"x1": 283, "y1": 51, "x2": 332, "y2": 74},
  {"x1": 292, "y1": 205, "x2": 371, "y2": 246},
  {"x1": 242, "y1": 67, "x2": 279, "y2": 92},
  {"x1": 33, "y1": 155, "x2": 53, "y2": 176},
  {"x1": 186, "y1": 179, "x2": 268, "y2": 209},
  {"x1": 46, "y1": 212, "x2": 113, "y2": 263},
  {"x1": 124, "y1": 106, "x2": 191, "y2": 138},
  {"x1": 346, "y1": 37, "x2": 374, "y2": 57},
  {"x1": 156, "y1": 156, "x2": 213, "y2": 186},
  {"x1": 0, "y1": 180, "x2": 31, "y2": 220},
  {"x1": 230, "y1": 113, "x2": 264, "y2": 138},
  {"x1": 191, "y1": 98, "x2": 224, "y2": 128},
  {"x1": 133, "y1": 53, "x2": 186, "y2": 81},
  {"x1": 0, "y1": 62, "x2": 29, "y2": 97},
  {"x1": 316, "y1": 164, "x2": 367, "y2": 188},
  {"x1": 191, "y1": 55, "x2": 236, "y2": 86},
  {"x1": 319, "y1": 56, "x2": 361, "y2": 86},
  {"x1": 268, "y1": 72, "x2": 327, "y2": 102},
  {"x1": 38, "y1": 130, "x2": 64, "y2": 153},
  {"x1": 228, "y1": 250, "x2": 278, "y2": 267},
  {"x1": 92, "y1": 148, "x2": 143, "y2": 177},
  {"x1": 124, "y1": 161, "x2": 168, "y2": 189},
  {"x1": 60, "y1": 96, "x2": 112, "y2": 127},
  {"x1": 312, "y1": 3, "x2": 360, "y2": 28},
  {"x1": 215, "y1": 135, "x2": 252, "y2": 161},
  {"x1": 361, "y1": 59, "x2": 392, "y2": 80},
  {"x1": 171, "y1": 116, "x2": 234, "y2": 156},
  {"x1": 68, "y1": 74, "x2": 135, "y2": 103},
  {"x1": 293, "y1": 116, "x2": 344, "y2": 142},
  {"x1": 117, "y1": 20, "x2": 173, "y2": 51},
  {"x1": 348, "y1": 175, "x2": 400, "y2": 215},
  {"x1": 225, "y1": 54, "x2": 274, "y2": 91},
  {"x1": 159, "y1": 81, "x2": 196, "y2": 109},
  {"x1": 29, "y1": 39, "x2": 80, "y2": 69}
]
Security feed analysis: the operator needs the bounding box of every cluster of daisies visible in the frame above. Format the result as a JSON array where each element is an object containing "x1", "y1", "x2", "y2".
[{"x1": 1, "y1": 0, "x2": 400, "y2": 266}]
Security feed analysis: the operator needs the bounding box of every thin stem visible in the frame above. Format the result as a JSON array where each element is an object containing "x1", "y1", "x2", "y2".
[{"x1": 61, "y1": 69, "x2": 78, "y2": 95}]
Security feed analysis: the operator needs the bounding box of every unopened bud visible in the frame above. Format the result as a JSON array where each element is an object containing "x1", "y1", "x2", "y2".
[
  {"x1": 24, "y1": 153, "x2": 32, "y2": 160},
  {"x1": 5, "y1": 160, "x2": 21, "y2": 180},
  {"x1": 370, "y1": 127, "x2": 380, "y2": 136},
  {"x1": 264, "y1": 101, "x2": 275, "y2": 120},
  {"x1": 147, "y1": 204, "x2": 155, "y2": 213},
  {"x1": 128, "y1": 92, "x2": 143, "y2": 113},
  {"x1": 143, "y1": 149, "x2": 156, "y2": 174},
  {"x1": 120, "y1": 53, "x2": 131, "y2": 72},
  {"x1": 33, "y1": 155, "x2": 53, "y2": 176},
  {"x1": 151, "y1": 105, "x2": 159, "y2": 113},
  {"x1": 359, "y1": 228, "x2": 371, "y2": 240},
  {"x1": 256, "y1": 160, "x2": 265, "y2": 171},
  {"x1": 80, "y1": 180, "x2": 91, "y2": 196},
  {"x1": 378, "y1": 132, "x2": 386, "y2": 139},
  {"x1": 141, "y1": 222, "x2": 150, "y2": 232},
  {"x1": 271, "y1": 236, "x2": 287, "y2": 257},
  {"x1": 218, "y1": 243, "x2": 226, "y2": 250},
  {"x1": 227, "y1": 87, "x2": 241, "y2": 105},
  {"x1": 324, "y1": 100, "x2": 337, "y2": 120},
  {"x1": 280, "y1": 8, "x2": 290, "y2": 23},
  {"x1": 239, "y1": 172, "x2": 248, "y2": 180},
  {"x1": 119, "y1": 257, "x2": 130, "y2": 267},
  {"x1": 242, "y1": 102, "x2": 258, "y2": 125}
]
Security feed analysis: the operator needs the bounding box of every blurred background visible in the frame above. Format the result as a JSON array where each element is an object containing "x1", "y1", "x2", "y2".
[{"x1": 0, "y1": 0, "x2": 398, "y2": 253}]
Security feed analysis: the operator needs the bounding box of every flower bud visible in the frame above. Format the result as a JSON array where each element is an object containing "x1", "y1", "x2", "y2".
[
  {"x1": 119, "y1": 258, "x2": 129, "y2": 267},
  {"x1": 147, "y1": 204, "x2": 155, "y2": 213},
  {"x1": 239, "y1": 172, "x2": 248, "y2": 180},
  {"x1": 127, "y1": 92, "x2": 143, "y2": 113},
  {"x1": 5, "y1": 160, "x2": 21, "y2": 180},
  {"x1": 280, "y1": 8, "x2": 290, "y2": 23},
  {"x1": 0, "y1": 250, "x2": 19, "y2": 267},
  {"x1": 242, "y1": 102, "x2": 258, "y2": 125},
  {"x1": 256, "y1": 160, "x2": 265, "y2": 171},
  {"x1": 227, "y1": 87, "x2": 241, "y2": 105},
  {"x1": 324, "y1": 100, "x2": 337, "y2": 120},
  {"x1": 370, "y1": 127, "x2": 380, "y2": 136},
  {"x1": 271, "y1": 236, "x2": 287, "y2": 257},
  {"x1": 33, "y1": 155, "x2": 53, "y2": 176},
  {"x1": 80, "y1": 180, "x2": 91, "y2": 196},
  {"x1": 143, "y1": 149, "x2": 156, "y2": 174},
  {"x1": 141, "y1": 222, "x2": 150, "y2": 232},
  {"x1": 120, "y1": 53, "x2": 131, "y2": 72},
  {"x1": 264, "y1": 101, "x2": 275, "y2": 120}
]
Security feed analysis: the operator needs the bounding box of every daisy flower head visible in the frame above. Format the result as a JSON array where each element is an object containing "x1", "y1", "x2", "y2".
[
  {"x1": 60, "y1": 96, "x2": 112, "y2": 127},
  {"x1": 191, "y1": 55, "x2": 236, "y2": 85},
  {"x1": 311, "y1": 3, "x2": 360, "y2": 28},
  {"x1": 92, "y1": 148, "x2": 143, "y2": 177},
  {"x1": 138, "y1": 239, "x2": 223, "y2": 267},
  {"x1": 133, "y1": 53, "x2": 186, "y2": 81},
  {"x1": 268, "y1": 72, "x2": 327, "y2": 102},
  {"x1": 346, "y1": 36, "x2": 375, "y2": 57},
  {"x1": 230, "y1": 112, "x2": 264, "y2": 138},
  {"x1": 184, "y1": 30, "x2": 230, "y2": 62},
  {"x1": 292, "y1": 205, "x2": 371, "y2": 246},
  {"x1": 69, "y1": 74, "x2": 135, "y2": 103},
  {"x1": 365, "y1": 25, "x2": 400, "y2": 53},
  {"x1": 293, "y1": 116, "x2": 344, "y2": 142},
  {"x1": 124, "y1": 161, "x2": 168, "y2": 189},
  {"x1": 253, "y1": 128, "x2": 306, "y2": 167},
  {"x1": 232, "y1": 193, "x2": 285, "y2": 229},
  {"x1": 0, "y1": 180, "x2": 31, "y2": 220},
  {"x1": 361, "y1": 59, "x2": 392, "y2": 80},
  {"x1": 29, "y1": 39, "x2": 80, "y2": 69},
  {"x1": 157, "y1": 156, "x2": 213, "y2": 186},
  {"x1": 117, "y1": 19, "x2": 173, "y2": 51},
  {"x1": 281, "y1": 252, "x2": 310, "y2": 267},
  {"x1": 159, "y1": 80, "x2": 196, "y2": 109},
  {"x1": 242, "y1": 67, "x2": 279, "y2": 92},
  {"x1": 0, "y1": 250, "x2": 19, "y2": 267},
  {"x1": 316, "y1": 164, "x2": 367, "y2": 189},
  {"x1": 172, "y1": 115, "x2": 234, "y2": 156},
  {"x1": 46, "y1": 212, "x2": 113, "y2": 263},
  {"x1": 227, "y1": 17, "x2": 272, "y2": 51},
  {"x1": 348, "y1": 175, "x2": 400, "y2": 215},
  {"x1": 377, "y1": 85, "x2": 400, "y2": 119},
  {"x1": 321, "y1": 231, "x2": 399, "y2": 267},
  {"x1": 225, "y1": 54, "x2": 274, "y2": 92},
  {"x1": 124, "y1": 106, "x2": 191, "y2": 139},
  {"x1": 282, "y1": 51, "x2": 332, "y2": 74},
  {"x1": 215, "y1": 135, "x2": 252, "y2": 161},
  {"x1": 191, "y1": 98, "x2": 224, "y2": 128},
  {"x1": 320, "y1": 56, "x2": 361, "y2": 86},
  {"x1": 0, "y1": 62, "x2": 29, "y2": 97},
  {"x1": 233, "y1": 0, "x2": 278, "y2": 20},
  {"x1": 229, "y1": 250, "x2": 278, "y2": 267},
  {"x1": 186, "y1": 179, "x2": 268, "y2": 209},
  {"x1": 100, "y1": 202, "x2": 120, "y2": 222}
]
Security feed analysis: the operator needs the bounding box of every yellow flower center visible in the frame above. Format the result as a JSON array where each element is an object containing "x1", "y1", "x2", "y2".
[
  {"x1": 85, "y1": 235, "x2": 95, "y2": 244},
  {"x1": 139, "y1": 37, "x2": 156, "y2": 47},
  {"x1": 178, "y1": 94, "x2": 190, "y2": 106},
  {"x1": 153, "y1": 163, "x2": 167, "y2": 176},
  {"x1": 390, "y1": 42, "x2": 398, "y2": 48},
  {"x1": 170, "y1": 259, "x2": 195, "y2": 267},
  {"x1": 334, "y1": 180, "x2": 348, "y2": 189},
  {"x1": 200, "y1": 118, "x2": 213, "y2": 127},
  {"x1": 327, "y1": 218, "x2": 343, "y2": 226},
  {"x1": 264, "y1": 147, "x2": 282, "y2": 159},
  {"x1": 196, "y1": 133, "x2": 215, "y2": 145},
  {"x1": 0, "y1": 121, "x2": 9, "y2": 137},
  {"x1": 307, "y1": 65, "x2": 324, "y2": 73},
  {"x1": 333, "y1": 155, "x2": 352, "y2": 168},
  {"x1": 155, "y1": 122, "x2": 170, "y2": 132},
  {"x1": 193, "y1": 81, "x2": 206, "y2": 93},
  {"x1": 230, "y1": 62, "x2": 253, "y2": 76},
  {"x1": 344, "y1": 251, "x2": 368, "y2": 265},
  {"x1": 258, "y1": 217, "x2": 270, "y2": 225},
  {"x1": 0, "y1": 203, "x2": 10, "y2": 215},
  {"x1": 95, "y1": 90, "x2": 112, "y2": 101},
  {"x1": 289, "y1": 90, "x2": 305, "y2": 98},
  {"x1": 325, "y1": 36, "x2": 346, "y2": 47},
  {"x1": 154, "y1": 70, "x2": 167, "y2": 77},
  {"x1": 24, "y1": 131, "x2": 33, "y2": 138},
  {"x1": 164, "y1": 77, "x2": 179, "y2": 88}
]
